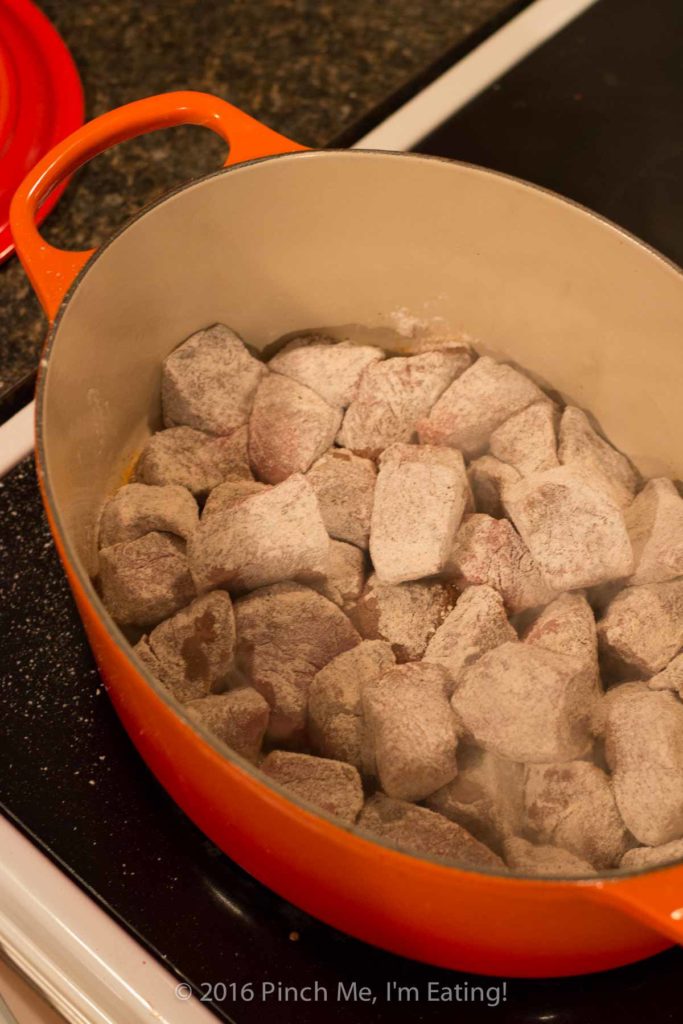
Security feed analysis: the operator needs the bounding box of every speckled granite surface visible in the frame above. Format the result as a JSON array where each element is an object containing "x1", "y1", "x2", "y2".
[{"x1": 0, "y1": 0, "x2": 520, "y2": 397}]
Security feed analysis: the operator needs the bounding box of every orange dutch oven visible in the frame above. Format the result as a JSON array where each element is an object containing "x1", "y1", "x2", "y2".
[{"x1": 9, "y1": 91, "x2": 683, "y2": 978}]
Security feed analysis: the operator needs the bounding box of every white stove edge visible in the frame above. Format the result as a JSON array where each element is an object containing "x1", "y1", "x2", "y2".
[
  {"x1": 0, "y1": 818, "x2": 218, "y2": 1024},
  {"x1": 0, "y1": 0, "x2": 596, "y2": 1019},
  {"x1": 0, "y1": 401, "x2": 33, "y2": 479},
  {"x1": 352, "y1": 0, "x2": 598, "y2": 152}
]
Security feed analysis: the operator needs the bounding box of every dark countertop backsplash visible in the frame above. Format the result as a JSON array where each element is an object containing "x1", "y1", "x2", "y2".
[{"x1": 0, "y1": 0, "x2": 518, "y2": 400}]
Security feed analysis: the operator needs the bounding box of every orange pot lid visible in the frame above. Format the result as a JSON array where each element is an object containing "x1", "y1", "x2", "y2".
[{"x1": 0, "y1": 0, "x2": 83, "y2": 264}]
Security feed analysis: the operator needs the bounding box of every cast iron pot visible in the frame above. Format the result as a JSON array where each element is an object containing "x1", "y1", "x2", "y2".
[{"x1": 10, "y1": 91, "x2": 683, "y2": 977}]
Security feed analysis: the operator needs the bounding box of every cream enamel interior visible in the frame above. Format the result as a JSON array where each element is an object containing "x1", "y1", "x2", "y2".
[{"x1": 39, "y1": 150, "x2": 682, "y2": 579}]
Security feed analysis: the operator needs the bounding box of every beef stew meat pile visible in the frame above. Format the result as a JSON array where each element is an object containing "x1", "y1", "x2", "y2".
[{"x1": 95, "y1": 324, "x2": 683, "y2": 876}]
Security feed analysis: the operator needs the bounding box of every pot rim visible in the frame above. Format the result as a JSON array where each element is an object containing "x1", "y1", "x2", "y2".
[{"x1": 35, "y1": 146, "x2": 683, "y2": 886}]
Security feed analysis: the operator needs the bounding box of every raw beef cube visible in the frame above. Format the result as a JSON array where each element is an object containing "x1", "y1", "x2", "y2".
[
  {"x1": 445, "y1": 514, "x2": 556, "y2": 614},
  {"x1": 316, "y1": 540, "x2": 366, "y2": 609},
  {"x1": 524, "y1": 761, "x2": 629, "y2": 869},
  {"x1": 524, "y1": 592, "x2": 601, "y2": 702},
  {"x1": 451, "y1": 642, "x2": 594, "y2": 763},
  {"x1": 261, "y1": 750, "x2": 363, "y2": 823},
  {"x1": 351, "y1": 573, "x2": 456, "y2": 662},
  {"x1": 370, "y1": 443, "x2": 469, "y2": 584},
  {"x1": 308, "y1": 640, "x2": 395, "y2": 773},
  {"x1": 424, "y1": 585, "x2": 516, "y2": 691},
  {"x1": 162, "y1": 324, "x2": 265, "y2": 434},
  {"x1": 248, "y1": 374, "x2": 342, "y2": 483},
  {"x1": 620, "y1": 839, "x2": 683, "y2": 870},
  {"x1": 489, "y1": 401, "x2": 559, "y2": 476},
  {"x1": 99, "y1": 483, "x2": 198, "y2": 548},
  {"x1": 425, "y1": 745, "x2": 524, "y2": 855},
  {"x1": 503, "y1": 466, "x2": 633, "y2": 590},
  {"x1": 234, "y1": 583, "x2": 360, "y2": 743},
  {"x1": 624, "y1": 477, "x2": 683, "y2": 585},
  {"x1": 99, "y1": 531, "x2": 195, "y2": 627},
  {"x1": 503, "y1": 837, "x2": 595, "y2": 877},
  {"x1": 189, "y1": 474, "x2": 329, "y2": 594},
  {"x1": 362, "y1": 663, "x2": 458, "y2": 802},
  {"x1": 185, "y1": 688, "x2": 269, "y2": 762},
  {"x1": 337, "y1": 348, "x2": 471, "y2": 458},
  {"x1": 558, "y1": 406, "x2": 638, "y2": 509},
  {"x1": 269, "y1": 336, "x2": 385, "y2": 408},
  {"x1": 357, "y1": 793, "x2": 503, "y2": 868},
  {"x1": 201, "y1": 480, "x2": 270, "y2": 522},
  {"x1": 134, "y1": 590, "x2": 236, "y2": 701},
  {"x1": 306, "y1": 448, "x2": 376, "y2": 549},
  {"x1": 136, "y1": 426, "x2": 252, "y2": 497},
  {"x1": 597, "y1": 579, "x2": 683, "y2": 678},
  {"x1": 601, "y1": 682, "x2": 683, "y2": 846},
  {"x1": 417, "y1": 356, "x2": 546, "y2": 458}
]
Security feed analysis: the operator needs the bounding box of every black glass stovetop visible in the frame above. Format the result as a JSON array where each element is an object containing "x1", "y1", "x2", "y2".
[
  {"x1": 1, "y1": 0, "x2": 681, "y2": 1021},
  {"x1": 415, "y1": 0, "x2": 682, "y2": 269}
]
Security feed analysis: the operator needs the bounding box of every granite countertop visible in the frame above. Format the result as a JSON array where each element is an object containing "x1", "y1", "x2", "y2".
[{"x1": 0, "y1": 0, "x2": 519, "y2": 401}]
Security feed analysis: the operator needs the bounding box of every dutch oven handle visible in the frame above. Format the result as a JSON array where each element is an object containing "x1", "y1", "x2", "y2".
[
  {"x1": 587, "y1": 867, "x2": 683, "y2": 947},
  {"x1": 9, "y1": 90, "x2": 306, "y2": 322}
]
